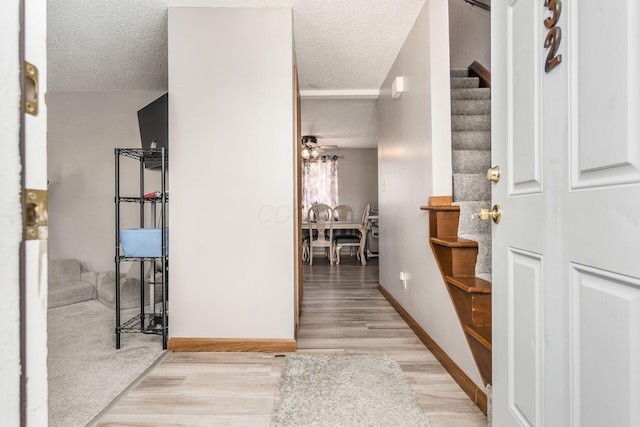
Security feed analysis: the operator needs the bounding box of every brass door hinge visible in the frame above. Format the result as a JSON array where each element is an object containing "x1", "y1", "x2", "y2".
[{"x1": 24, "y1": 189, "x2": 48, "y2": 240}]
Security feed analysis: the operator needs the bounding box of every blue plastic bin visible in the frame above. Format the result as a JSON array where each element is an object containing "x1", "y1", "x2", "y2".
[{"x1": 119, "y1": 228, "x2": 169, "y2": 257}]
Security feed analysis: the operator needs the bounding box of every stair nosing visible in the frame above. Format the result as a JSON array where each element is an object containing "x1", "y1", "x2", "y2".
[
  {"x1": 430, "y1": 237, "x2": 478, "y2": 248},
  {"x1": 445, "y1": 276, "x2": 492, "y2": 293},
  {"x1": 463, "y1": 324, "x2": 492, "y2": 349},
  {"x1": 420, "y1": 205, "x2": 460, "y2": 212}
]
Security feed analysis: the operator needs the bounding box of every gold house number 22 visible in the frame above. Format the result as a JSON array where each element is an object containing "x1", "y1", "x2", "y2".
[{"x1": 544, "y1": 0, "x2": 562, "y2": 72}]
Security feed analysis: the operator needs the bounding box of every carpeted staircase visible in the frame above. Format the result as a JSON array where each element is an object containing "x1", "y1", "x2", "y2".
[
  {"x1": 420, "y1": 63, "x2": 493, "y2": 394},
  {"x1": 450, "y1": 68, "x2": 492, "y2": 282}
]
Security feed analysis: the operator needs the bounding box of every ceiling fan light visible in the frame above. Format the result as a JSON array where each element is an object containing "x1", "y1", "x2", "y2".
[
  {"x1": 302, "y1": 135, "x2": 317, "y2": 146},
  {"x1": 302, "y1": 148, "x2": 311, "y2": 159},
  {"x1": 311, "y1": 148, "x2": 320, "y2": 158}
]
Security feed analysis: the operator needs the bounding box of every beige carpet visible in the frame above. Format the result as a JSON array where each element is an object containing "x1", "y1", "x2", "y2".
[
  {"x1": 48, "y1": 300, "x2": 164, "y2": 427},
  {"x1": 271, "y1": 354, "x2": 430, "y2": 426}
]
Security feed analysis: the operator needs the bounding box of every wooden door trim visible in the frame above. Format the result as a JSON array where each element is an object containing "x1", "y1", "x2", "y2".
[
  {"x1": 168, "y1": 337, "x2": 297, "y2": 353},
  {"x1": 293, "y1": 64, "x2": 302, "y2": 338}
]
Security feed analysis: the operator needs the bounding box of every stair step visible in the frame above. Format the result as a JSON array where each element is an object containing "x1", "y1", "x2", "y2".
[
  {"x1": 464, "y1": 325, "x2": 492, "y2": 349},
  {"x1": 446, "y1": 276, "x2": 491, "y2": 293},
  {"x1": 451, "y1": 100, "x2": 491, "y2": 115},
  {"x1": 453, "y1": 174, "x2": 491, "y2": 202},
  {"x1": 452, "y1": 131, "x2": 491, "y2": 151},
  {"x1": 431, "y1": 237, "x2": 478, "y2": 277},
  {"x1": 420, "y1": 205, "x2": 460, "y2": 212},
  {"x1": 451, "y1": 77, "x2": 480, "y2": 89},
  {"x1": 422, "y1": 198, "x2": 461, "y2": 238},
  {"x1": 451, "y1": 114, "x2": 491, "y2": 131},
  {"x1": 451, "y1": 88, "x2": 491, "y2": 100},
  {"x1": 477, "y1": 272, "x2": 492, "y2": 282},
  {"x1": 459, "y1": 233, "x2": 492, "y2": 275},
  {"x1": 421, "y1": 196, "x2": 456, "y2": 210},
  {"x1": 430, "y1": 237, "x2": 478, "y2": 248},
  {"x1": 453, "y1": 201, "x2": 491, "y2": 235},
  {"x1": 450, "y1": 68, "x2": 469, "y2": 78},
  {"x1": 464, "y1": 325, "x2": 492, "y2": 386},
  {"x1": 452, "y1": 150, "x2": 491, "y2": 174},
  {"x1": 447, "y1": 279, "x2": 491, "y2": 327},
  {"x1": 422, "y1": 208, "x2": 461, "y2": 239}
]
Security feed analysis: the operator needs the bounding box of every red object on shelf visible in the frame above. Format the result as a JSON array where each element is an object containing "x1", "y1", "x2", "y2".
[{"x1": 144, "y1": 191, "x2": 162, "y2": 198}]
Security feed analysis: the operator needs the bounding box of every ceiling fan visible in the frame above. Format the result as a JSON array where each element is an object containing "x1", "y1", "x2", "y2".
[{"x1": 301, "y1": 135, "x2": 338, "y2": 159}]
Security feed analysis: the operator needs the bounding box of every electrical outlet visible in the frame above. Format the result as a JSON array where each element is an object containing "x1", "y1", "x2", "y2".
[{"x1": 399, "y1": 272, "x2": 407, "y2": 290}]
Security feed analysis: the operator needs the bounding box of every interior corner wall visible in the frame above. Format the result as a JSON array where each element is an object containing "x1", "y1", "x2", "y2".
[
  {"x1": 448, "y1": 0, "x2": 491, "y2": 70},
  {"x1": 168, "y1": 7, "x2": 294, "y2": 339},
  {"x1": 47, "y1": 91, "x2": 165, "y2": 273},
  {"x1": 0, "y1": 0, "x2": 23, "y2": 423},
  {"x1": 377, "y1": 0, "x2": 483, "y2": 389}
]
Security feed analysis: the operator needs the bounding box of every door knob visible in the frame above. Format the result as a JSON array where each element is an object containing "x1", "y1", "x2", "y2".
[
  {"x1": 478, "y1": 205, "x2": 501, "y2": 224},
  {"x1": 487, "y1": 166, "x2": 501, "y2": 183}
]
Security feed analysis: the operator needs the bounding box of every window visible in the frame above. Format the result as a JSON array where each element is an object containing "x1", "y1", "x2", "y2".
[{"x1": 302, "y1": 157, "x2": 339, "y2": 220}]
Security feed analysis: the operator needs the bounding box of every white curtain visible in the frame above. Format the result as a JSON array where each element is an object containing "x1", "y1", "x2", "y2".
[{"x1": 302, "y1": 158, "x2": 339, "y2": 220}]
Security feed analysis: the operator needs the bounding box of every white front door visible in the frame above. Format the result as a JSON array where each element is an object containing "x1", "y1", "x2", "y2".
[
  {"x1": 24, "y1": 0, "x2": 49, "y2": 423},
  {"x1": 492, "y1": 1, "x2": 640, "y2": 426}
]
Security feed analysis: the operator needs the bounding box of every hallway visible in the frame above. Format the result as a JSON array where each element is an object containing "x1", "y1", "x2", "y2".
[{"x1": 94, "y1": 257, "x2": 486, "y2": 426}]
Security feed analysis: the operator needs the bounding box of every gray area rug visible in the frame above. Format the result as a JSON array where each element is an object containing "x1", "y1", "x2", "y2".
[
  {"x1": 271, "y1": 354, "x2": 430, "y2": 427},
  {"x1": 48, "y1": 300, "x2": 164, "y2": 427}
]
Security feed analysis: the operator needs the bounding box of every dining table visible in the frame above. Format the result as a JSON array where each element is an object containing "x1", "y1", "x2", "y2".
[
  {"x1": 302, "y1": 220, "x2": 364, "y2": 231},
  {"x1": 301, "y1": 220, "x2": 366, "y2": 264}
]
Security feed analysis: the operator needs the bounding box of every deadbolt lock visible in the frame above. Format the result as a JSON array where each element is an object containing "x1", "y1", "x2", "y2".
[
  {"x1": 478, "y1": 205, "x2": 501, "y2": 224},
  {"x1": 487, "y1": 166, "x2": 501, "y2": 183}
]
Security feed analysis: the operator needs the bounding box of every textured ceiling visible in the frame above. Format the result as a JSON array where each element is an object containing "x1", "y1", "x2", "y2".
[
  {"x1": 48, "y1": 0, "x2": 170, "y2": 92},
  {"x1": 301, "y1": 99, "x2": 378, "y2": 149},
  {"x1": 47, "y1": 0, "x2": 427, "y2": 147}
]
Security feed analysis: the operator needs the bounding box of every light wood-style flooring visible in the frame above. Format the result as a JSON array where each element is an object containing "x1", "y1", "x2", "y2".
[{"x1": 94, "y1": 256, "x2": 487, "y2": 426}]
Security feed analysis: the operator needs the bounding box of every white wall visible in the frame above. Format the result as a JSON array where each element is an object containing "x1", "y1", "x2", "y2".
[
  {"x1": 377, "y1": 0, "x2": 483, "y2": 388},
  {"x1": 0, "y1": 0, "x2": 23, "y2": 423},
  {"x1": 47, "y1": 91, "x2": 164, "y2": 272},
  {"x1": 169, "y1": 7, "x2": 294, "y2": 339},
  {"x1": 323, "y1": 148, "x2": 378, "y2": 218},
  {"x1": 449, "y1": 0, "x2": 491, "y2": 70}
]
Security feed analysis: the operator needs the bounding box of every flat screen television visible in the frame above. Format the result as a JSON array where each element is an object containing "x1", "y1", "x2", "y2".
[{"x1": 137, "y1": 93, "x2": 168, "y2": 169}]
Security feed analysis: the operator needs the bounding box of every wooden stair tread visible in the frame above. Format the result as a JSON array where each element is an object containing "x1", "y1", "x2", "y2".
[
  {"x1": 421, "y1": 205, "x2": 460, "y2": 212},
  {"x1": 446, "y1": 276, "x2": 492, "y2": 293},
  {"x1": 430, "y1": 237, "x2": 478, "y2": 248},
  {"x1": 463, "y1": 325, "x2": 492, "y2": 349}
]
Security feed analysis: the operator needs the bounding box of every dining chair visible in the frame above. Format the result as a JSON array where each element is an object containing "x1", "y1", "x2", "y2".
[
  {"x1": 331, "y1": 204, "x2": 355, "y2": 254},
  {"x1": 302, "y1": 231, "x2": 310, "y2": 262},
  {"x1": 332, "y1": 204, "x2": 354, "y2": 221},
  {"x1": 301, "y1": 205, "x2": 310, "y2": 262},
  {"x1": 307, "y1": 204, "x2": 334, "y2": 265},
  {"x1": 333, "y1": 203, "x2": 370, "y2": 265}
]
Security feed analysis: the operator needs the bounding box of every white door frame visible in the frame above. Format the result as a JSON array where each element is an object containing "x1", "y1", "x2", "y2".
[
  {"x1": 23, "y1": 0, "x2": 49, "y2": 423},
  {"x1": 0, "y1": 0, "x2": 27, "y2": 424}
]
